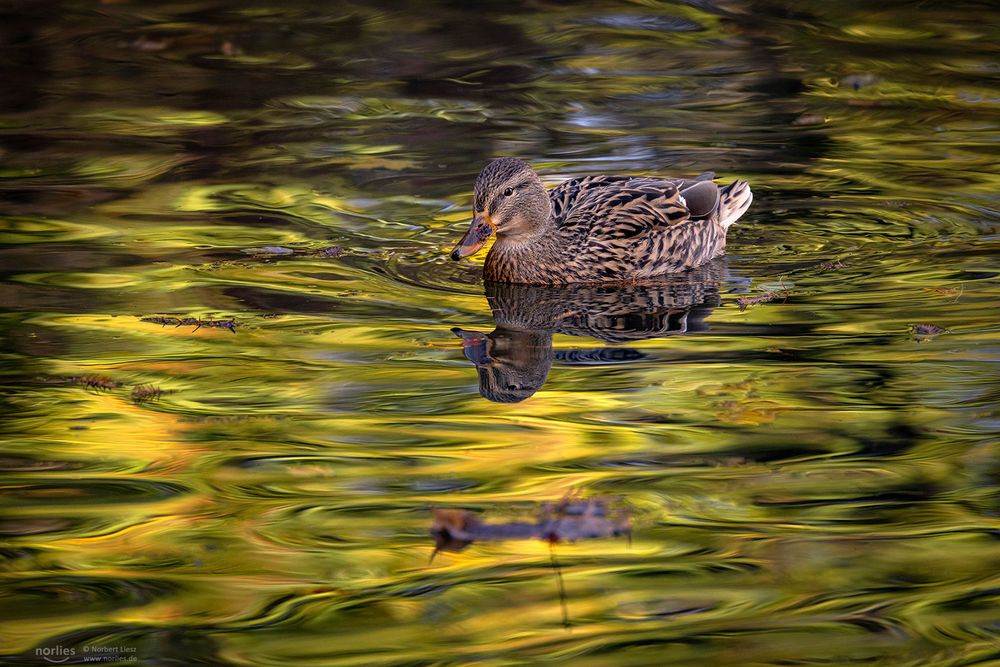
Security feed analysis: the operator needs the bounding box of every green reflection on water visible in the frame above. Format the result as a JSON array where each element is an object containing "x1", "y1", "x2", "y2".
[{"x1": 1, "y1": 0, "x2": 998, "y2": 665}]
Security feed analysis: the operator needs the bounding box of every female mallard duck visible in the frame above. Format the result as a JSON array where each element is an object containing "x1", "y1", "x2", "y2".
[{"x1": 451, "y1": 158, "x2": 752, "y2": 284}]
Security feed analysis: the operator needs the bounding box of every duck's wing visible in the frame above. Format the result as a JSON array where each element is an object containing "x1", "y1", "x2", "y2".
[
  {"x1": 552, "y1": 175, "x2": 721, "y2": 239},
  {"x1": 549, "y1": 173, "x2": 713, "y2": 214}
]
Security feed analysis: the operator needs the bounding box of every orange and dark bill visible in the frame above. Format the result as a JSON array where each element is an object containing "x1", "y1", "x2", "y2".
[
  {"x1": 451, "y1": 327, "x2": 492, "y2": 364},
  {"x1": 450, "y1": 213, "x2": 495, "y2": 260}
]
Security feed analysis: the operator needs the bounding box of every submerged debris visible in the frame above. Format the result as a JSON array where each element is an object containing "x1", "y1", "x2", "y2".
[
  {"x1": 430, "y1": 496, "x2": 630, "y2": 555},
  {"x1": 841, "y1": 73, "x2": 881, "y2": 91},
  {"x1": 815, "y1": 259, "x2": 850, "y2": 272},
  {"x1": 196, "y1": 245, "x2": 345, "y2": 270},
  {"x1": 923, "y1": 285, "x2": 963, "y2": 301},
  {"x1": 72, "y1": 375, "x2": 125, "y2": 391},
  {"x1": 35, "y1": 375, "x2": 180, "y2": 407},
  {"x1": 131, "y1": 384, "x2": 174, "y2": 404},
  {"x1": 141, "y1": 316, "x2": 237, "y2": 333},
  {"x1": 792, "y1": 113, "x2": 827, "y2": 126},
  {"x1": 141, "y1": 316, "x2": 179, "y2": 326},
  {"x1": 131, "y1": 35, "x2": 173, "y2": 52},
  {"x1": 220, "y1": 40, "x2": 244, "y2": 56},
  {"x1": 240, "y1": 246, "x2": 295, "y2": 256},
  {"x1": 315, "y1": 246, "x2": 344, "y2": 258},
  {"x1": 736, "y1": 289, "x2": 791, "y2": 312},
  {"x1": 910, "y1": 323, "x2": 948, "y2": 341},
  {"x1": 196, "y1": 319, "x2": 237, "y2": 333},
  {"x1": 33, "y1": 375, "x2": 122, "y2": 390}
]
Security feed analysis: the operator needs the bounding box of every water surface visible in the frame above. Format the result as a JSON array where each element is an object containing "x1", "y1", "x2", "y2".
[{"x1": 1, "y1": 1, "x2": 999, "y2": 665}]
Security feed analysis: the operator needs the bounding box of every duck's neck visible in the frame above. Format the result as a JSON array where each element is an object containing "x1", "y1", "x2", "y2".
[{"x1": 486, "y1": 220, "x2": 563, "y2": 284}]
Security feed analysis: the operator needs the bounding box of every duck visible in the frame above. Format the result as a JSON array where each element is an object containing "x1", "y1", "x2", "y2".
[{"x1": 450, "y1": 157, "x2": 752, "y2": 284}]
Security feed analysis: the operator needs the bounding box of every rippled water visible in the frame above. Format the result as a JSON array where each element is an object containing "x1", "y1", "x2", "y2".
[{"x1": 2, "y1": 1, "x2": 999, "y2": 665}]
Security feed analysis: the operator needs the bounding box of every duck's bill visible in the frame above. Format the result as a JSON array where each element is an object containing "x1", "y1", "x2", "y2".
[
  {"x1": 450, "y1": 214, "x2": 495, "y2": 260},
  {"x1": 451, "y1": 327, "x2": 492, "y2": 364}
]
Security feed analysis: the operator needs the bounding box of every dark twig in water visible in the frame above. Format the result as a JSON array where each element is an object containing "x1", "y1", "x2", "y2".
[
  {"x1": 736, "y1": 289, "x2": 790, "y2": 312},
  {"x1": 34, "y1": 375, "x2": 124, "y2": 391},
  {"x1": 815, "y1": 259, "x2": 849, "y2": 272},
  {"x1": 131, "y1": 384, "x2": 174, "y2": 404},
  {"x1": 202, "y1": 319, "x2": 237, "y2": 333},
  {"x1": 923, "y1": 285, "x2": 963, "y2": 302},
  {"x1": 141, "y1": 316, "x2": 172, "y2": 326},
  {"x1": 549, "y1": 542, "x2": 571, "y2": 630},
  {"x1": 73, "y1": 375, "x2": 125, "y2": 391},
  {"x1": 141, "y1": 316, "x2": 237, "y2": 333}
]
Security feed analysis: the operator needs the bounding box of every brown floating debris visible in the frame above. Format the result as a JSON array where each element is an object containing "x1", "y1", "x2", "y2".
[
  {"x1": 220, "y1": 40, "x2": 243, "y2": 56},
  {"x1": 923, "y1": 285, "x2": 963, "y2": 301},
  {"x1": 141, "y1": 316, "x2": 237, "y2": 333},
  {"x1": 815, "y1": 259, "x2": 849, "y2": 272},
  {"x1": 37, "y1": 375, "x2": 181, "y2": 406},
  {"x1": 910, "y1": 323, "x2": 947, "y2": 341},
  {"x1": 73, "y1": 375, "x2": 125, "y2": 391},
  {"x1": 34, "y1": 375, "x2": 122, "y2": 390},
  {"x1": 240, "y1": 246, "x2": 295, "y2": 256},
  {"x1": 736, "y1": 289, "x2": 790, "y2": 312},
  {"x1": 792, "y1": 113, "x2": 827, "y2": 126},
  {"x1": 431, "y1": 496, "x2": 630, "y2": 555},
  {"x1": 315, "y1": 246, "x2": 344, "y2": 258},
  {"x1": 131, "y1": 384, "x2": 174, "y2": 404},
  {"x1": 198, "y1": 319, "x2": 237, "y2": 333},
  {"x1": 200, "y1": 246, "x2": 344, "y2": 269},
  {"x1": 141, "y1": 316, "x2": 179, "y2": 326},
  {"x1": 131, "y1": 35, "x2": 173, "y2": 52}
]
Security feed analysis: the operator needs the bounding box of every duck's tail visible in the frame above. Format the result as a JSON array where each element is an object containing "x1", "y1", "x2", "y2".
[{"x1": 717, "y1": 180, "x2": 753, "y2": 229}]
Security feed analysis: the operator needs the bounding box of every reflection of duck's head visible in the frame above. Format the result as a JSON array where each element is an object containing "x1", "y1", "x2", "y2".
[
  {"x1": 453, "y1": 326, "x2": 553, "y2": 403},
  {"x1": 455, "y1": 262, "x2": 726, "y2": 403}
]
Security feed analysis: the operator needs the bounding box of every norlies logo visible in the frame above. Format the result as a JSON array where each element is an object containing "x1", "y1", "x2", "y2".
[
  {"x1": 35, "y1": 644, "x2": 138, "y2": 663},
  {"x1": 35, "y1": 645, "x2": 75, "y2": 663}
]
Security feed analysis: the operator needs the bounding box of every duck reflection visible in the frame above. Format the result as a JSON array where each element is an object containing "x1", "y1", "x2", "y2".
[{"x1": 454, "y1": 262, "x2": 723, "y2": 403}]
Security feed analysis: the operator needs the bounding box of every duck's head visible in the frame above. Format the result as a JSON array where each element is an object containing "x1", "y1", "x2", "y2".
[{"x1": 451, "y1": 158, "x2": 552, "y2": 260}]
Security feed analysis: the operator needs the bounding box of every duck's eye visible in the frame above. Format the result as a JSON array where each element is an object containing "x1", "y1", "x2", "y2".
[{"x1": 503, "y1": 187, "x2": 514, "y2": 197}]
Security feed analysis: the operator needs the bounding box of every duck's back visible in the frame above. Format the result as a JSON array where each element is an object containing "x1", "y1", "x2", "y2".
[{"x1": 547, "y1": 173, "x2": 727, "y2": 280}]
